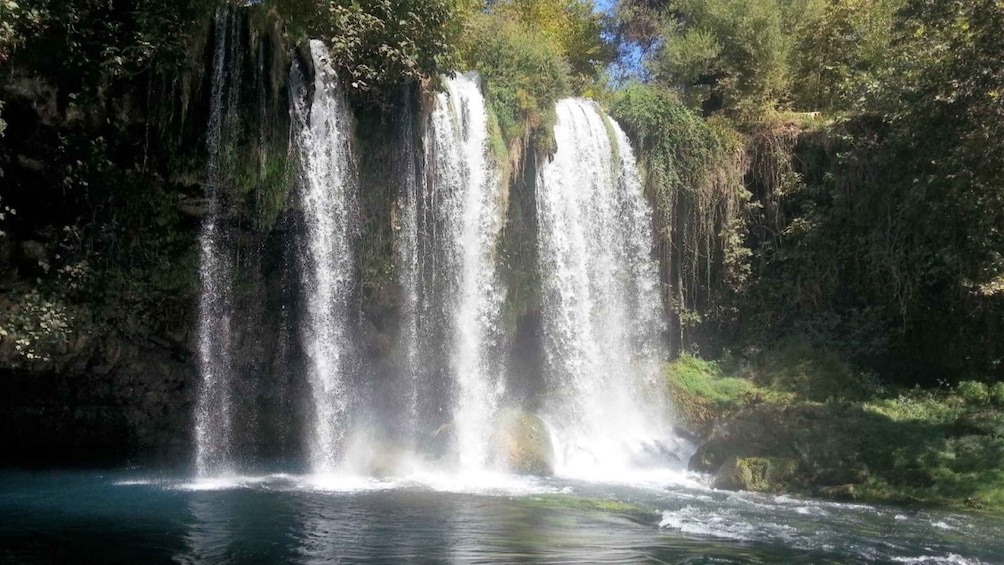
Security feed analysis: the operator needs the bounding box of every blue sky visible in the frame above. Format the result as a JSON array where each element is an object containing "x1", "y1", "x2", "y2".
[{"x1": 594, "y1": 0, "x2": 616, "y2": 14}]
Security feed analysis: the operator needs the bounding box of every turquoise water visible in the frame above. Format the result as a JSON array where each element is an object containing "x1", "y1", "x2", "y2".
[{"x1": 1, "y1": 470, "x2": 1001, "y2": 564}]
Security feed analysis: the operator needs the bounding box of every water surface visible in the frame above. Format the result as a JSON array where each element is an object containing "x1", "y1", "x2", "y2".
[{"x1": 1, "y1": 470, "x2": 1000, "y2": 564}]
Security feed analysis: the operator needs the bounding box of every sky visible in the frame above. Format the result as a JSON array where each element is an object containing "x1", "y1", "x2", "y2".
[{"x1": 594, "y1": 0, "x2": 616, "y2": 14}]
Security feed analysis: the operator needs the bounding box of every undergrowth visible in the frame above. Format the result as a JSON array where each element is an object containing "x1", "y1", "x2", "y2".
[{"x1": 668, "y1": 346, "x2": 1004, "y2": 512}]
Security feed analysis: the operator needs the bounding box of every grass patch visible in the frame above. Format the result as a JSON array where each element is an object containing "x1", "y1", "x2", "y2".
[
  {"x1": 668, "y1": 354, "x2": 755, "y2": 406},
  {"x1": 666, "y1": 353, "x2": 791, "y2": 435}
]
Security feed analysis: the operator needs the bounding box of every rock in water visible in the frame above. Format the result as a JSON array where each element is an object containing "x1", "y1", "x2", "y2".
[
  {"x1": 491, "y1": 409, "x2": 555, "y2": 477},
  {"x1": 712, "y1": 457, "x2": 798, "y2": 492}
]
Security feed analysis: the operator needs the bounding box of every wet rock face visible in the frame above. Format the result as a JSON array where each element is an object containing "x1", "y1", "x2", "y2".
[
  {"x1": 0, "y1": 339, "x2": 196, "y2": 466},
  {"x1": 712, "y1": 457, "x2": 798, "y2": 492},
  {"x1": 491, "y1": 408, "x2": 555, "y2": 477}
]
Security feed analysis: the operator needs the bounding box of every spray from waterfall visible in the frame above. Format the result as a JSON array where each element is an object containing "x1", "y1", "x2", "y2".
[
  {"x1": 290, "y1": 41, "x2": 359, "y2": 474},
  {"x1": 537, "y1": 99, "x2": 678, "y2": 478},
  {"x1": 194, "y1": 8, "x2": 243, "y2": 477}
]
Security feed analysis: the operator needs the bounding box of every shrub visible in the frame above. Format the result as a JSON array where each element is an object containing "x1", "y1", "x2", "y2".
[
  {"x1": 752, "y1": 339, "x2": 881, "y2": 402},
  {"x1": 459, "y1": 12, "x2": 569, "y2": 151},
  {"x1": 991, "y1": 382, "x2": 1004, "y2": 407},
  {"x1": 957, "y1": 381, "x2": 990, "y2": 406}
]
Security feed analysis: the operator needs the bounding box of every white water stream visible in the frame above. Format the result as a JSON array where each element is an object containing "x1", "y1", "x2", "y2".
[
  {"x1": 427, "y1": 74, "x2": 506, "y2": 471},
  {"x1": 537, "y1": 99, "x2": 681, "y2": 480},
  {"x1": 291, "y1": 41, "x2": 359, "y2": 474},
  {"x1": 194, "y1": 9, "x2": 242, "y2": 477}
]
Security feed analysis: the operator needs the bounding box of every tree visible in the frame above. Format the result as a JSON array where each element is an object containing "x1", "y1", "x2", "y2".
[
  {"x1": 485, "y1": 0, "x2": 614, "y2": 91},
  {"x1": 618, "y1": 0, "x2": 794, "y2": 115},
  {"x1": 269, "y1": 0, "x2": 462, "y2": 99},
  {"x1": 788, "y1": 0, "x2": 903, "y2": 112}
]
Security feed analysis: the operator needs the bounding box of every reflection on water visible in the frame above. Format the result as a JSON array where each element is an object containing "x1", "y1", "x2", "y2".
[
  {"x1": 177, "y1": 495, "x2": 236, "y2": 564},
  {"x1": 0, "y1": 471, "x2": 1002, "y2": 565}
]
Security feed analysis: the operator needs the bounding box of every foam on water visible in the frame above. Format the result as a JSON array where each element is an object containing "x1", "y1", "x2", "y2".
[
  {"x1": 659, "y1": 505, "x2": 804, "y2": 546},
  {"x1": 891, "y1": 556, "x2": 988, "y2": 565}
]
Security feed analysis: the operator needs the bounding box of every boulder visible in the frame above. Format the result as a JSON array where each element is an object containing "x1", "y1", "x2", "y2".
[
  {"x1": 492, "y1": 408, "x2": 555, "y2": 477},
  {"x1": 712, "y1": 456, "x2": 797, "y2": 492}
]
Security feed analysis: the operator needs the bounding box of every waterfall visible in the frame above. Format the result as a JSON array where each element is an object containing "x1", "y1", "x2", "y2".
[
  {"x1": 194, "y1": 9, "x2": 243, "y2": 477},
  {"x1": 536, "y1": 99, "x2": 673, "y2": 477},
  {"x1": 291, "y1": 41, "x2": 359, "y2": 474},
  {"x1": 426, "y1": 74, "x2": 506, "y2": 471},
  {"x1": 394, "y1": 94, "x2": 421, "y2": 445}
]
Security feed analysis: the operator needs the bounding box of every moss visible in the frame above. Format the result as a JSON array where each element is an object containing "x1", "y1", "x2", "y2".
[
  {"x1": 521, "y1": 494, "x2": 658, "y2": 521},
  {"x1": 665, "y1": 354, "x2": 786, "y2": 435},
  {"x1": 491, "y1": 408, "x2": 555, "y2": 477},
  {"x1": 713, "y1": 457, "x2": 798, "y2": 492}
]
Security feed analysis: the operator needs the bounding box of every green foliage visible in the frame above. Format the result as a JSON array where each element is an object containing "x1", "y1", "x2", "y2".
[
  {"x1": 0, "y1": 290, "x2": 72, "y2": 363},
  {"x1": 613, "y1": 0, "x2": 665, "y2": 50},
  {"x1": 0, "y1": 0, "x2": 209, "y2": 340},
  {"x1": 992, "y1": 383, "x2": 1004, "y2": 408},
  {"x1": 459, "y1": 10, "x2": 569, "y2": 154},
  {"x1": 612, "y1": 83, "x2": 748, "y2": 351},
  {"x1": 867, "y1": 390, "x2": 963, "y2": 425},
  {"x1": 958, "y1": 381, "x2": 991, "y2": 406},
  {"x1": 0, "y1": 0, "x2": 40, "y2": 63},
  {"x1": 635, "y1": 0, "x2": 792, "y2": 115},
  {"x1": 455, "y1": 0, "x2": 612, "y2": 170},
  {"x1": 320, "y1": 0, "x2": 456, "y2": 95},
  {"x1": 788, "y1": 0, "x2": 904, "y2": 112},
  {"x1": 485, "y1": 0, "x2": 614, "y2": 93},
  {"x1": 668, "y1": 354, "x2": 754, "y2": 405},
  {"x1": 738, "y1": 0, "x2": 1004, "y2": 383},
  {"x1": 2, "y1": 0, "x2": 217, "y2": 82},
  {"x1": 750, "y1": 340, "x2": 885, "y2": 403},
  {"x1": 686, "y1": 350, "x2": 1004, "y2": 509},
  {"x1": 270, "y1": 0, "x2": 460, "y2": 101}
]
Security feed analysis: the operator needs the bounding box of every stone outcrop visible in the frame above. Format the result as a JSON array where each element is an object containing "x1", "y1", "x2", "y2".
[{"x1": 491, "y1": 408, "x2": 555, "y2": 477}]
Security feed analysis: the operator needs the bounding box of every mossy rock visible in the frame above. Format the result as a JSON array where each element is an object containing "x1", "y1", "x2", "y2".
[
  {"x1": 491, "y1": 408, "x2": 555, "y2": 477},
  {"x1": 712, "y1": 457, "x2": 798, "y2": 492},
  {"x1": 690, "y1": 441, "x2": 733, "y2": 473},
  {"x1": 817, "y1": 484, "x2": 859, "y2": 501}
]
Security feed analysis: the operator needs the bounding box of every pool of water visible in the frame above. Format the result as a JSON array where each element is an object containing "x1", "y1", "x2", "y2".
[{"x1": 1, "y1": 469, "x2": 1000, "y2": 564}]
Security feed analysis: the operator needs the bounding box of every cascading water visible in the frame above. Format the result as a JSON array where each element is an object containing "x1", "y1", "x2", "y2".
[
  {"x1": 290, "y1": 41, "x2": 359, "y2": 474},
  {"x1": 537, "y1": 98, "x2": 679, "y2": 478},
  {"x1": 394, "y1": 94, "x2": 422, "y2": 445},
  {"x1": 426, "y1": 74, "x2": 506, "y2": 471},
  {"x1": 194, "y1": 9, "x2": 242, "y2": 477}
]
